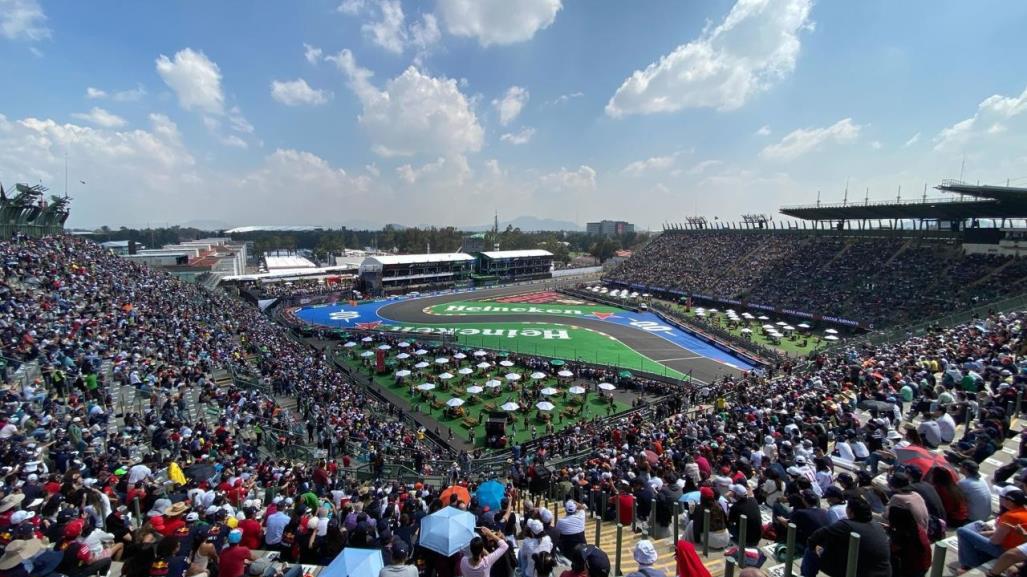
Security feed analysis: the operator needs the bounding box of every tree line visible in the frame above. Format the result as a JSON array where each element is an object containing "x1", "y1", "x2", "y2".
[{"x1": 85, "y1": 225, "x2": 650, "y2": 264}]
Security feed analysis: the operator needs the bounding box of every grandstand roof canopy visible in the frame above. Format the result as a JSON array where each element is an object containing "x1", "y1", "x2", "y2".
[
  {"x1": 479, "y1": 249, "x2": 553, "y2": 259},
  {"x1": 265, "y1": 255, "x2": 316, "y2": 269},
  {"x1": 779, "y1": 181, "x2": 1027, "y2": 221},
  {"x1": 362, "y1": 253, "x2": 475, "y2": 266},
  {"x1": 225, "y1": 225, "x2": 324, "y2": 233}
]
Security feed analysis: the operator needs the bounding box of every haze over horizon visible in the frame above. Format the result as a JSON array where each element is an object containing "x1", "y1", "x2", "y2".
[{"x1": 1, "y1": 0, "x2": 1026, "y2": 229}]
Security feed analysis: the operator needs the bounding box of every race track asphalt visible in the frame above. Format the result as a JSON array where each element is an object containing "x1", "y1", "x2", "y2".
[{"x1": 377, "y1": 285, "x2": 743, "y2": 385}]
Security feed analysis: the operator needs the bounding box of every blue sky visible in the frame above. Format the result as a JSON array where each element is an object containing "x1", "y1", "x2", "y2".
[{"x1": 1, "y1": 0, "x2": 1026, "y2": 229}]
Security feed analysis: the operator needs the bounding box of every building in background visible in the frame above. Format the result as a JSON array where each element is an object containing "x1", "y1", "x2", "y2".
[
  {"x1": 122, "y1": 237, "x2": 247, "y2": 282},
  {"x1": 474, "y1": 249, "x2": 553, "y2": 283},
  {"x1": 586, "y1": 220, "x2": 635, "y2": 236},
  {"x1": 358, "y1": 253, "x2": 475, "y2": 295},
  {"x1": 462, "y1": 232, "x2": 488, "y2": 253}
]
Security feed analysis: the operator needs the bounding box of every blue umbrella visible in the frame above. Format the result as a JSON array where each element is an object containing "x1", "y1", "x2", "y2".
[
  {"x1": 419, "y1": 507, "x2": 477, "y2": 556},
  {"x1": 475, "y1": 480, "x2": 506, "y2": 511},
  {"x1": 679, "y1": 491, "x2": 701, "y2": 504},
  {"x1": 321, "y1": 547, "x2": 384, "y2": 577}
]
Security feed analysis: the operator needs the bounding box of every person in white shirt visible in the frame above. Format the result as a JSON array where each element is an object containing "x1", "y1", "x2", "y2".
[
  {"x1": 937, "y1": 408, "x2": 957, "y2": 445},
  {"x1": 518, "y1": 519, "x2": 552, "y2": 577},
  {"x1": 128, "y1": 463, "x2": 152, "y2": 484},
  {"x1": 834, "y1": 436, "x2": 855, "y2": 462},
  {"x1": 824, "y1": 487, "x2": 848, "y2": 523},
  {"x1": 917, "y1": 418, "x2": 942, "y2": 449}
]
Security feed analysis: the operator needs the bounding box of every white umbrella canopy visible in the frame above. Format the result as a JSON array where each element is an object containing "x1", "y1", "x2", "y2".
[
  {"x1": 740, "y1": 328, "x2": 752, "y2": 333},
  {"x1": 568, "y1": 386, "x2": 586, "y2": 394},
  {"x1": 438, "y1": 372, "x2": 454, "y2": 380},
  {"x1": 416, "y1": 383, "x2": 436, "y2": 391},
  {"x1": 397, "y1": 342, "x2": 411, "y2": 348},
  {"x1": 414, "y1": 349, "x2": 428, "y2": 355},
  {"x1": 458, "y1": 368, "x2": 474, "y2": 375},
  {"x1": 696, "y1": 311, "x2": 706, "y2": 317},
  {"x1": 742, "y1": 313, "x2": 754, "y2": 319},
  {"x1": 485, "y1": 379, "x2": 503, "y2": 388},
  {"x1": 472, "y1": 350, "x2": 488, "y2": 357},
  {"x1": 361, "y1": 336, "x2": 374, "y2": 342},
  {"x1": 530, "y1": 372, "x2": 548, "y2": 380},
  {"x1": 378, "y1": 344, "x2": 392, "y2": 350},
  {"x1": 343, "y1": 342, "x2": 358, "y2": 348},
  {"x1": 446, "y1": 398, "x2": 465, "y2": 407},
  {"x1": 708, "y1": 308, "x2": 718, "y2": 313},
  {"x1": 797, "y1": 323, "x2": 810, "y2": 329},
  {"x1": 825, "y1": 328, "x2": 839, "y2": 334},
  {"x1": 782, "y1": 325, "x2": 795, "y2": 331},
  {"x1": 360, "y1": 351, "x2": 375, "y2": 358},
  {"x1": 435, "y1": 358, "x2": 449, "y2": 365},
  {"x1": 414, "y1": 362, "x2": 430, "y2": 369},
  {"x1": 505, "y1": 373, "x2": 522, "y2": 381},
  {"x1": 466, "y1": 385, "x2": 484, "y2": 394},
  {"x1": 396, "y1": 353, "x2": 411, "y2": 360},
  {"x1": 598, "y1": 383, "x2": 616, "y2": 391},
  {"x1": 395, "y1": 370, "x2": 412, "y2": 378},
  {"x1": 557, "y1": 370, "x2": 573, "y2": 378},
  {"x1": 762, "y1": 324, "x2": 775, "y2": 330},
  {"x1": 501, "y1": 402, "x2": 521, "y2": 411},
  {"x1": 476, "y1": 362, "x2": 492, "y2": 369},
  {"x1": 758, "y1": 315, "x2": 770, "y2": 321},
  {"x1": 824, "y1": 335, "x2": 840, "y2": 341},
  {"x1": 499, "y1": 360, "x2": 515, "y2": 368},
  {"x1": 776, "y1": 321, "x2": 787, "y2": 326},
  {"x1": 540, "y1": 387, "x2": 559, "y2": 396},
  {"x1": 453, "y1": 353, "x2": 467, "y2": 360},
  {"x1": 535, "y1": 401, "x2": 556, "y2": 411}
]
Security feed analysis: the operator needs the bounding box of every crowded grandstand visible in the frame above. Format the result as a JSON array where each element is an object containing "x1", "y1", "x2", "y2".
[{"x1": 1, "y1": 175, "x2": 1027, "y2": 577}]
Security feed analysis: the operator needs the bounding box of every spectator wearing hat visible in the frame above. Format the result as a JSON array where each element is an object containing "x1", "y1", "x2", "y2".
[
  {"x1": 823, "y1": 487, "x2": 847, "y2": 524},
  {"x1": 958, "y1": 460, "x2": 993, "y2": 522},
  {"x1": 956, "y1": 488, "x2": 1027, "y2": 571},
  {"x1": 238, "y1": 507, "x2": 263, "y2": 550},
  {"x1": 519, "y1": 519, "x2": 553, "y2": 577},
  {"x1": 380, "y1": 540, "x2": 417, "y2": 577},
  {"x1": 625, "y1": 540, "x2": 663, "y2": 577},
  {"x1": 687, "y1": 488, "x2": 729, "y2": 550},
  {"x1": 0, "y1": 538, "x2": 61, "y2": 577},
  {"x1": 726, "y1": 485, "x2": 760, "y2": 548},
  {"x1": 158, "y1": 502, "x2": 190, "y2": 537},
  {"x1": 218, "y1": 529, "x2": 257, "y2": 577},
  {"x1": 555, "y1": 501, "x2": 587, "y2": 559}
]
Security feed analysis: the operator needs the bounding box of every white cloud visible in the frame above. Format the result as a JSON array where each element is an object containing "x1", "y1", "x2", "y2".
[
  {"x1": 337, "y1": 0, "x2": 366, "y2": 15},
  {"x1": 86, "y1": 85, "x2": 146, "y2": 102},
  {"x1": 493, "y1": 86, "x2": 529, "y2": 126},
  {"x1": 540, "y1": 165, "x2": 596, "y2": 191},
  {"x1": 332, "y1": 49, "x2": 483, "y2": 158},
  {"x1": 606, "y1": 0, "x2": 813, "y2": 117},
  {"x1": 438, "y1": 0, "x2": 562, "y2": 46},
  {"x1": 500, "y1": 127, "x2": 535, "y2": 145},
  {"x1": 71, "y1": 107, "x2": 127, "y2": 128},
  {"x1": 760, "y1": 118, "x2": 861, "y2": 161},
  {"x1": 903, "y1": 132, "x2": 920, "y2": 148},
  {"x1": 341, "y1": 0, "x2": 439, "y2": 54},
  {"x1": 622, "y1": 154, "x2": 676, "y2": 176},
  {"x1": 271, "y1": 78, "x2": 331, "y2": 106},
  {"x1": 687, "y1": 160, "x2": 724, "y2": 175},
  {"x1": 0, "y1": 0, "x2": 50, "y2": 41},
  {"x1": 870, "y1": 140, "x2": 882, "y2": 150},
  {"x1": 156, "y1": 48, "x2": 225, "y2": 114},
  {"x1": 935, "y1": 85, "x2": 1027, "y2": 150},
  {"x1": 396, "y1": 155, "x2": 470, "y2": 185},
  {"x1": 549, "y1": 91, "x2": 583, "y2": 105},
  {"x1": 304, "y1": 43, "x2": 323, "y2": 64},
  {"x1": 755, "y1": 125, "x2": 771, "y2": 136}
]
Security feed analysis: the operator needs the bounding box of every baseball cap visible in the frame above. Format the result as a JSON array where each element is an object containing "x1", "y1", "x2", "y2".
[
  {"x1": 565, "y1": 501, "x2": 577, "y2": 514},
  {"x1": 390, "y1": 540, "x2": 409, "y2": 559},
  {"x1": 1001, "y1": 488, "x2": 1027, "y2": 507},
  {"x1": 228, "y1": 529, "x2": 242, "y2": 544},
  {"x1": 633, "y1": 540, "x2": 657, "y2": 566}
]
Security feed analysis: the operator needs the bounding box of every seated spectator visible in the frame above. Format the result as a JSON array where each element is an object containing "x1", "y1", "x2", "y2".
[{"x1": 956, "y1": 489, "x2": 1027, "y2": 572}]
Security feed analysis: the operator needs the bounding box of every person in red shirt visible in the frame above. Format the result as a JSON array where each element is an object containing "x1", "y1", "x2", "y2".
[
  {"x1": 158, "y1": 503, "x2": 190, "y2": 537},
  {"x1": 617, "y1": 483, "x2": 635, "y2": 526},
  {"x1": 219, "y1": 530, "x2": 256, "y2": 577},
  {"x1": 237, "y1": 509, "x2": 263, "y2": 550}
]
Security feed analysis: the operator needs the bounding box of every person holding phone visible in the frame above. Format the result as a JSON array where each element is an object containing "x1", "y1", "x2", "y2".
[{"x1": 459, "y1": 527, "x2": 508, "y2": 577}]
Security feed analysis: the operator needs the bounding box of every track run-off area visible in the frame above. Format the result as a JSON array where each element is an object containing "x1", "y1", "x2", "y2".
[{"x1": 291, "y1": 285, "x2": 754, "y2": 384}]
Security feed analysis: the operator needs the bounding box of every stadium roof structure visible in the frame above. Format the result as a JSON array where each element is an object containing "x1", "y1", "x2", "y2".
[
  {"x1": 361, "y1": 253, "x2": 475, "y2": 266},
  {"x1": 478, "y1": 249, "x2": 553, "y2": 259},
  {"x1": 265, "y1": 255, "x2": 316, "y2": 269},
  {"x1": 779, "y1": 180, "x2": 1027, "y2": 221}
]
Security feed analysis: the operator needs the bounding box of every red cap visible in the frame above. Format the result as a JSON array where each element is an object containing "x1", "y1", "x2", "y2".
[
  {"x1": 699, "y1": 487, "x2": 715, "y2": 500},
  {"x1": 64, "y1": 519, "x2": 85, "y2": 539}
]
